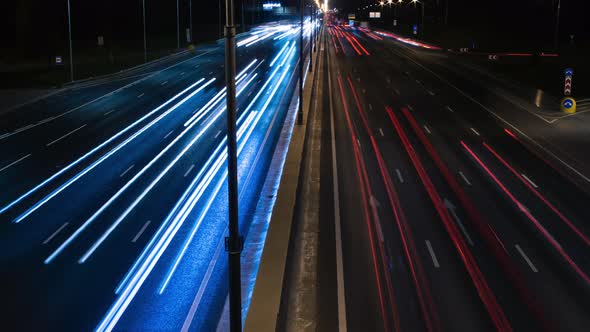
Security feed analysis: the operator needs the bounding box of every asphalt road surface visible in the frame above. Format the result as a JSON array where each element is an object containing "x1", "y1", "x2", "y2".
[
  {"x1": 317, "y1": 23, "x2": 590, "y2": 331},
  {"x1": 0, "y1": 21, "x2": 313, "y2": 332}
]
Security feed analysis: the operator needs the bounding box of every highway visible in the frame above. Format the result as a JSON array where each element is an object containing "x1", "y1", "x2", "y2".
[
  {"x1": 316, "y1": 22, "x2": 590, "y2": 331},
  {"x1": 0, "y1": 21, "x2": 313, "y2": 331}
]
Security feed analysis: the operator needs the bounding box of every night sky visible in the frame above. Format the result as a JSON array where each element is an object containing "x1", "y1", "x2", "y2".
[
  {"x1": 2, "y1": 0, "x2": 589, "y2": 60},
  {"x1": 337, "y1": 0, "x2": 589, "y2": 40}
]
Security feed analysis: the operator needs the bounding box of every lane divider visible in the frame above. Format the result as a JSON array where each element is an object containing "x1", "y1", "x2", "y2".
[{"x1": 387, "y1": 107, "x2": 511, "y2": 331}]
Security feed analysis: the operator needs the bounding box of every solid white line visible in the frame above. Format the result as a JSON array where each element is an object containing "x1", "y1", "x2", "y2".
[
  {"x1": 43, "y1": 222, "x2": 69, "y2": 244},
  {"x1": 103, "y1": 109, "x2": 117, "y2": 116},
  {"x1": 328, "y1": 50, "x2": 348, "y2": 332},
  {"x1": 459, "y1": 171, "x2": 472, "y2": 185},
  {"x1": 446, "y1": 106, "x2": 454, "y2": 112},
  {"x1": 164, "y1": 130, "x2": 174, "y2": 139},
  {"x1": 515, "y1": 244, "x2": 538, "y2": 272},
  {"x1": 131, "y1": 220, "x2": 151, "y2": 243},
  {"x1": 0, "y1": 132, "x2": 11, "y2": 140},
  {"x1": 379, "y1": 128, "x2": 384, "y2": 136},
  {"x1": 184, "y1": 164, "x2": 195, "y2": 177},
  {"x1": 470, "y1": 127, "x2": 480, "y2": 136},
  {"x1": 161, "y1": 81, "x2": 168, "y2": 86},
  {"x1": 181, "y1": 236, "x2": 225, "y2": 332},
  {"x1": 3, "y1": 49, "x2": 216, "y2": 142},
  {"x1": 425, "y1": 240, "x2": 440, "y2": 268},
  {"x1": 120, "y1": 164, "x2": 135, "y2": 178},
  {"x1": 46, "y1": 124, "x2": 87, "y2": 147},
  {"x1": 424, "y1": 125, "x2": 431, "y2": 134},
  {"x1": 0, "y1": 154, "x2": 32, "y2": 173},
  {"x1": 395, "y1": 169, "x2": 404, "y2": 183},
  {"x1": 137, "y1": 93, "x2": 144, "y2": 98},
  {"x1": 521, "y1": 174, "x2": 539, "y2": 188},
  {"x1": 393, "y1": 48, "x2": 590, "y2": 184}
]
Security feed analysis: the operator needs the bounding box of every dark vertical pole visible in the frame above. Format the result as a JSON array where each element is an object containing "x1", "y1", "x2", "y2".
[
  {"x1": 298, "y1": 0, "x2": 304, "y2": 124},
  {"x1": 251, "y1": 0, "x2": 255, "y2": 26},
  {"x1": 67, "y1": 0, "x2": 74, "y2": 82},
  {"x1": 224, "y1": 0, "x2": 242, "y2": 331},
  {"x1": 421, "y1": 1, "x2": 425, "y2": 35},
  {"x1": 554, "y1": 0, "x2": 561, "y2": 50},
  {"x1": 309, "y1": 6, "x2": 313, "y2": 72},
  {"x1": 143, "y1": 0, "x2": 147, "y2": 62},
  {"x1": 241, "y1": 0, "x2": 246, "y2": 32},
  {"x1": 189, "y1": 0, "x2": 193, "y2": 43},
  {"x1": 219, "y1": 0, "x2": 223, "y2": 38},
  {"x1": 444, "y1": 0, "x2": 449, "y2": 25},
  {"x1": 176, "y1": 0, "x2": 180, "y2": 48}
]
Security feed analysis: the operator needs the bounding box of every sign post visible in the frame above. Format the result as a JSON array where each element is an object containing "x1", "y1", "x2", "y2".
[{"x1": 561, "y1": 68, "x2": 576, "y2": 113}]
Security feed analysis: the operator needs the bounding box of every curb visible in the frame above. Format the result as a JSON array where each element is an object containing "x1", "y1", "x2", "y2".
[{"x1": 244, "y1": 28, "x2": 324, "y2": 332}]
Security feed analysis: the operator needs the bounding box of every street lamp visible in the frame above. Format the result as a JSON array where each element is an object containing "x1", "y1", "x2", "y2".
[
  {"x1": 223, "y1": 0, "x2": 242, "y2": 331},
  {"x1": 554, "y1": 0, "x2": 561, "y2": 50},
  {"x1": 298, "y1": 0, "x2": 304, "y2": 124},
  {"x1": 67, "y1": 0, "x2": 74, "y2": 82},
  {"x1": 189, "y1": 0, "x2": 193, "y2": 43},
  {"x1": 142, "y1": 0, "x2": 147, "y2": 62},
  {"x1": 176, "y1": 0, "x2": 180, "y2": 48},
  {"x1": 411, "y1": 0, "x2": 424, "y2": 35}
]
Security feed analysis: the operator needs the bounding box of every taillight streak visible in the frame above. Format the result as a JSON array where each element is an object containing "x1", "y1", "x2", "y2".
[
  {"x1": 461, "y1": 141, "x2": 590, "y2": 286},
  {"x1": 337, "y1": 76, "x2": 398, "y2": 332},
  {"x1": 388, "y1": 107, "x2": 512, "y2": 331},
  {"x1": 483, "y1": 142, "x2": 590, "y2": 247},
  {"x1": 402, "y1": 108, "x2": 554, "y2": 329},
  {"x1": 347, "y1": 77, "x2": 440, "y2": 331}
]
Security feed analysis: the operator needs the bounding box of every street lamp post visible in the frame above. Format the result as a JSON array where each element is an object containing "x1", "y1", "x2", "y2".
[
  {"x1": 421, "y1": 0, "x2": 425, "y2": 34},
  {"x1": 223, "y1": 0, "x2": 242, "y2": 331},
  {"x1": 189, "y1": 0, "x2": 193, "y2": 43},
  {"x1": 309, "y1": 6, "x2": 313, "y2": 72},
  {"x1": 67, "y1": 0, "x2": 74, "y2": 82},
  {"x1": 554, "y1": 0, "x2": 561, "y2": 50},
  {"x1": 142, "y1": 0, "x2": 147, "y2": 62},
  {"x1": 298, "y1": 0, "x2": 304, "y2": 125},
  {"x1": 444, "y1": 0, "x2": 449, "y2": 25},
  {"x1": 176, "y1": 0, "x2": 180, "y2": 48},
  {"x1": 411, "y1": 0, "x2": 424, "y2": 35}
]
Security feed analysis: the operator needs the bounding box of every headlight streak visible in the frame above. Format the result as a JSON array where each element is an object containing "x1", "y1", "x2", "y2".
[
  {"x1": 158, "y1": 64, "x2": 290, "y2": 294},
  {"x1": 96, "y1": 57, "x2": 293, "y2": 332},
  {"x1": 280, "y1": 44, "x2": 297, "y2": 68},
  {"x1": 157, "y1": 111, "x2": 257, "y2": 294},
  {"x1": 77, "y1": 74, "x2": 258, "y2": 264},
  {"x1": 183, "y1": 72, "x2": 254, "y2": 129},
  {"x1": 114, "y1": 61, "x2": 283, "y2": 296},
  {"x1": 0, "y1": 78, "x2": 207, "y2": 217},
  {"x1": 43, "y1": 78, "x2": 218, "y2": 264},
  {"x1": 270, "y1": 42, "x2": 291, "y2": 67},
  {"x1": 13, "y1": 78, "x2": 216, "y2": 225},
  {"x1": 183, "y1": 59, "x2": 259, "y2": 128},
  {"x1": 235, "y1": 59, "x2": 258, "y2": 81}
]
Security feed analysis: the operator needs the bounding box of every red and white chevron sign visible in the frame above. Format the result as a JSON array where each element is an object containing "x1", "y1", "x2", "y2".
[{"x1": 564, "y1": 68, "x2": 573, "y2": 96}]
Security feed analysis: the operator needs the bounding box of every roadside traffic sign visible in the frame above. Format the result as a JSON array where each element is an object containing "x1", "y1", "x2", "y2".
[
  {"x1": 561, "y1": 97, "x2": 576, "y2": 114},
  {"x1": 564, "y1": 68, "x2": 573, "y2": 96}
]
